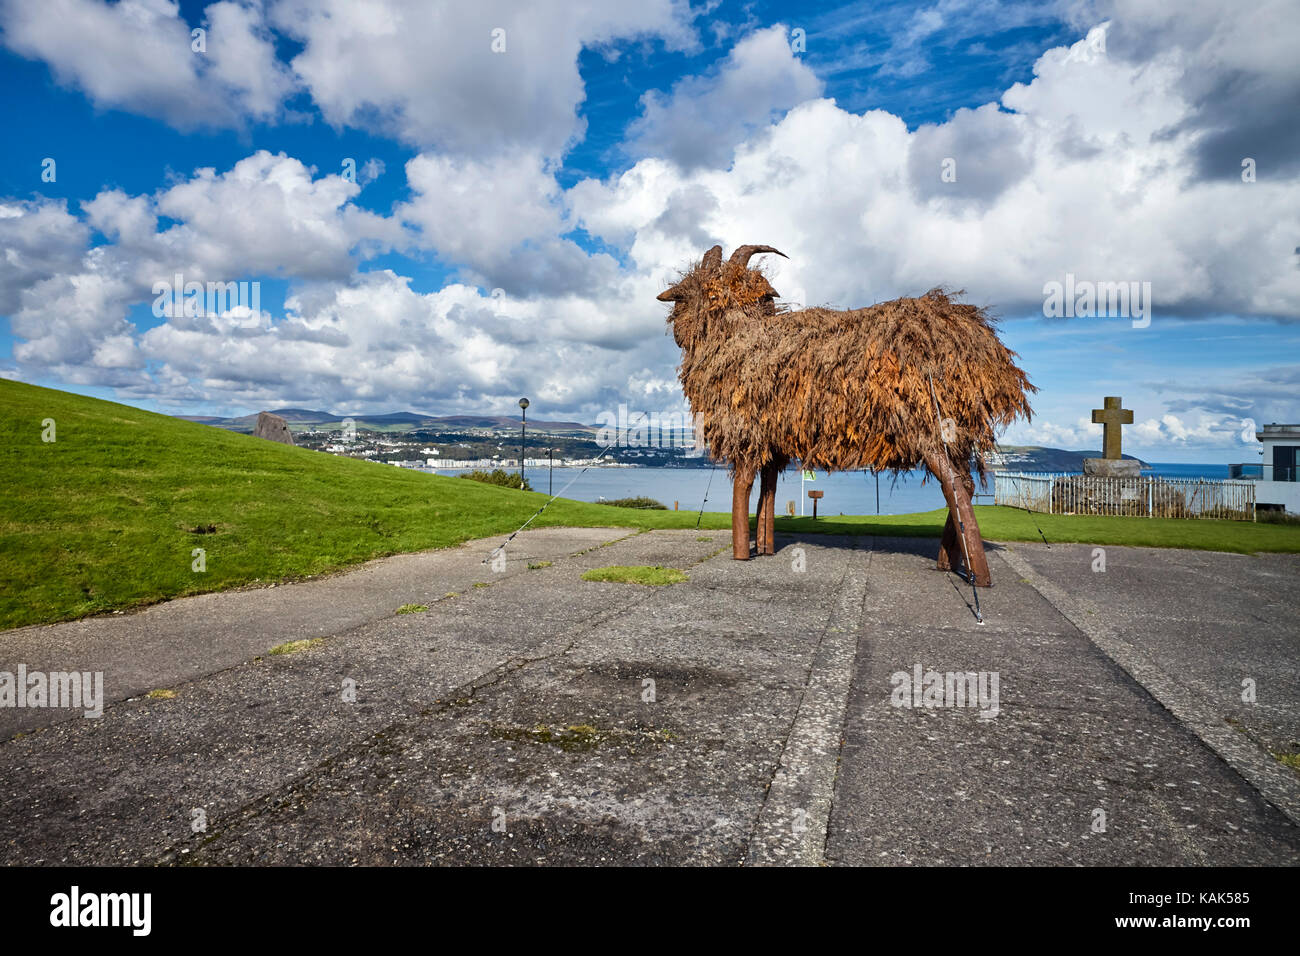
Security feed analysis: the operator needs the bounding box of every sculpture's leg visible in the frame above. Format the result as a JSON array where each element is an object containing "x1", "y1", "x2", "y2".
[
  {"x1": 926, "y1": 451, "x2": 992, "y2": 587},
  {"x1": 755, "y1": 469, "x2": 769, "y2": 557},
  {"x1": 937, "y1": 512, "x2": 959, "y2": 571},
  {"x1": 732, "y1": 469, "x2": 754, "y2": 560},
  {"x1": 936, "y1": 472, "x2": 973, "y2": 571},
  {"x1": 758, "y1": 463, "x2": 777, "y2": 555},
  {"x1": 764, "y1": 465, "x2": 777, "y2": 554}
]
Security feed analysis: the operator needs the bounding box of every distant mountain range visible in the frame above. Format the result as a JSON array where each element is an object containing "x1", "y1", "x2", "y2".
[{"x1": 176, "y1": 408, "x2": 596, "y2": 434}]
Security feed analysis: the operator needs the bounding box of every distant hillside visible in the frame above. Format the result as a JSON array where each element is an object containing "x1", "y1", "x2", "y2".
[
  {"x1": 174, "y1": 410, "x2": 1144, "y2": 471},
  {"x1": 178, "y1": 408, "x2": 595, "y2": 435},
  {"x1": 429, "y1": 414, "x2": 593, "y2": 432},
  {"x1": 995, "y1": 445, "x2": 1147, "y2": 472}
]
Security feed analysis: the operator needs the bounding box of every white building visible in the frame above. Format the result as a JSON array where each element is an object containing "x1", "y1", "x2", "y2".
[{"x1": 1235, "y1": 424, "x2": 1300, "y2": 513}]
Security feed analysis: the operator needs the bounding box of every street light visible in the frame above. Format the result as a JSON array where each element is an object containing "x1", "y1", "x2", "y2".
[
  {"x1": 518, "y1": 397, "x2": 529, "y2": 488},
  {"x1": 547, "y1": 445, "x2": 553, "y2": 495}
]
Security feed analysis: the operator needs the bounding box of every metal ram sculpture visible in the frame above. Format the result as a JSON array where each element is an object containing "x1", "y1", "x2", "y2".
[{"x1": 658, "y1": 244, "x2": 1035, "y2": 586}]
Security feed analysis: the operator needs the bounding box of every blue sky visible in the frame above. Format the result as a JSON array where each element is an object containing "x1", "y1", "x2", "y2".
[{"x1": 1, "y1": 0, "x2": 1296, "y2": 462}]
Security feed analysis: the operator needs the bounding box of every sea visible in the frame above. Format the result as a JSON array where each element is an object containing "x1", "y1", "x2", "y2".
[{"x1": 434, "y1": 462, "x2": 1231, "y2": 516}]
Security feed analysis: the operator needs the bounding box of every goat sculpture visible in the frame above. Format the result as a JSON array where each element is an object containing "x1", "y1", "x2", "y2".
[{"x1": 659, "y1": 244, "x2": 1035, "y2": 586}]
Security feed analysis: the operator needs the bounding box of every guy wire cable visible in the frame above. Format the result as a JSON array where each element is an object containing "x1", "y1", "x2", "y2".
[
  {"x1": 696, "y1": 459, "x2": 718, "y2": 530},
  {"x1": 482, "y1": 447, "x2": 615, "y2": 564}
]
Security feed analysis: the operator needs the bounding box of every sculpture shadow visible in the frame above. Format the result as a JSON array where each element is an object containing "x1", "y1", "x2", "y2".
[{"x1": 758, "y1": 517, "x2": 1010, "y2": 563}]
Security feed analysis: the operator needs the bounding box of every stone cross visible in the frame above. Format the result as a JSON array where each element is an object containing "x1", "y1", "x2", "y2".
[{"x1": 1091, "y1": 396, "x2": 1132, "y2": 460}]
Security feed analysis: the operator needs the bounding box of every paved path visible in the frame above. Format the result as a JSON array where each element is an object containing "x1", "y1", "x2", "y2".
[
  {"x1": 0, "y1": 527, "x2": 634, "y2": 737},
  {"x1": 1, "y1": 529, "x2": 1296, "y2": 865}
]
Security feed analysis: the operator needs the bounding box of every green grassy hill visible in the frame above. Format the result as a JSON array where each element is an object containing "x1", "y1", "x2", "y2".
[
  {"x1": 2, "y1": 379, "x2": 1296, "y2": 631},
  {"x1": 0, "y1": 379, "x2": 733, "y2": 630}
]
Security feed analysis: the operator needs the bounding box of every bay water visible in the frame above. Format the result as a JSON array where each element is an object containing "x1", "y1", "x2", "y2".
[{"x1": 436, "y1": 462, "x2": 1228, "y2": 516}]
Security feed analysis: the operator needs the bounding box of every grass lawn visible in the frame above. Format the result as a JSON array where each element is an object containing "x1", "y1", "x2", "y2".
[
  {"x1": 3, "y1": 378, "x2": 1297, "y2": 630},
  {"x1": 775, "y1": 509, "x2": 1300, "y2": 555}
]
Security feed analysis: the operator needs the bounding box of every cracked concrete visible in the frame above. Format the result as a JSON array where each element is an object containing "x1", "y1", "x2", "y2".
[{"x1": 1, "y1": 527, "x2": 1296, "y2": 866}]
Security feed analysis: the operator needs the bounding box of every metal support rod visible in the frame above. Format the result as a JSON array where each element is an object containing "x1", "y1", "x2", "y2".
[
  {"x1": 483, "y1": 447, "x2": 611, "y2": 564},
  {"x1": 696, "y1": 462, "x2": 717, "y2": 530}
]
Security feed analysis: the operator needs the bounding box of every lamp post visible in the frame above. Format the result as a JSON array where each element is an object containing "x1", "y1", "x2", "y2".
[
  {"x1": 518, "y1": 397, "x2": 529, "y2": 488},
  {"x1": 548, "y1": 445, "x2": 553, "y2": 495}
]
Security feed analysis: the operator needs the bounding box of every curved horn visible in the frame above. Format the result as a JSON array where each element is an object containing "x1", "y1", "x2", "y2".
[
  {"x1": 702, "y1": 245, "x2": 723, "y2": 271},
  {"x1": 727, "y1": 244, "x2": 787, "y2": 268}
]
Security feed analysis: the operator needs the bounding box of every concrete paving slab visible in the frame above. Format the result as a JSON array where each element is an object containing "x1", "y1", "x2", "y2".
[
  {"x1": 998, "y1": 541, "x2": 1300, "y2": 830},
  {"x1": 826, "y1": 539, "x2": 1300, "y2": 865},
  {"x1": 0, "y1": 527, "x2": 629, "y2": 736},
  {"x1": 152, "y1": 538, "x2": 866, "y2": 865},
  {"x1": 1001, "y1": 542, "x2": 1300, "y2": 756}
]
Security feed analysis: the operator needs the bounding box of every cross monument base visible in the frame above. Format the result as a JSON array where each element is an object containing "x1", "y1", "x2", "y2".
[{"x1": 1083, "y1": 457, "x2": 1141, "y2": 478}]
